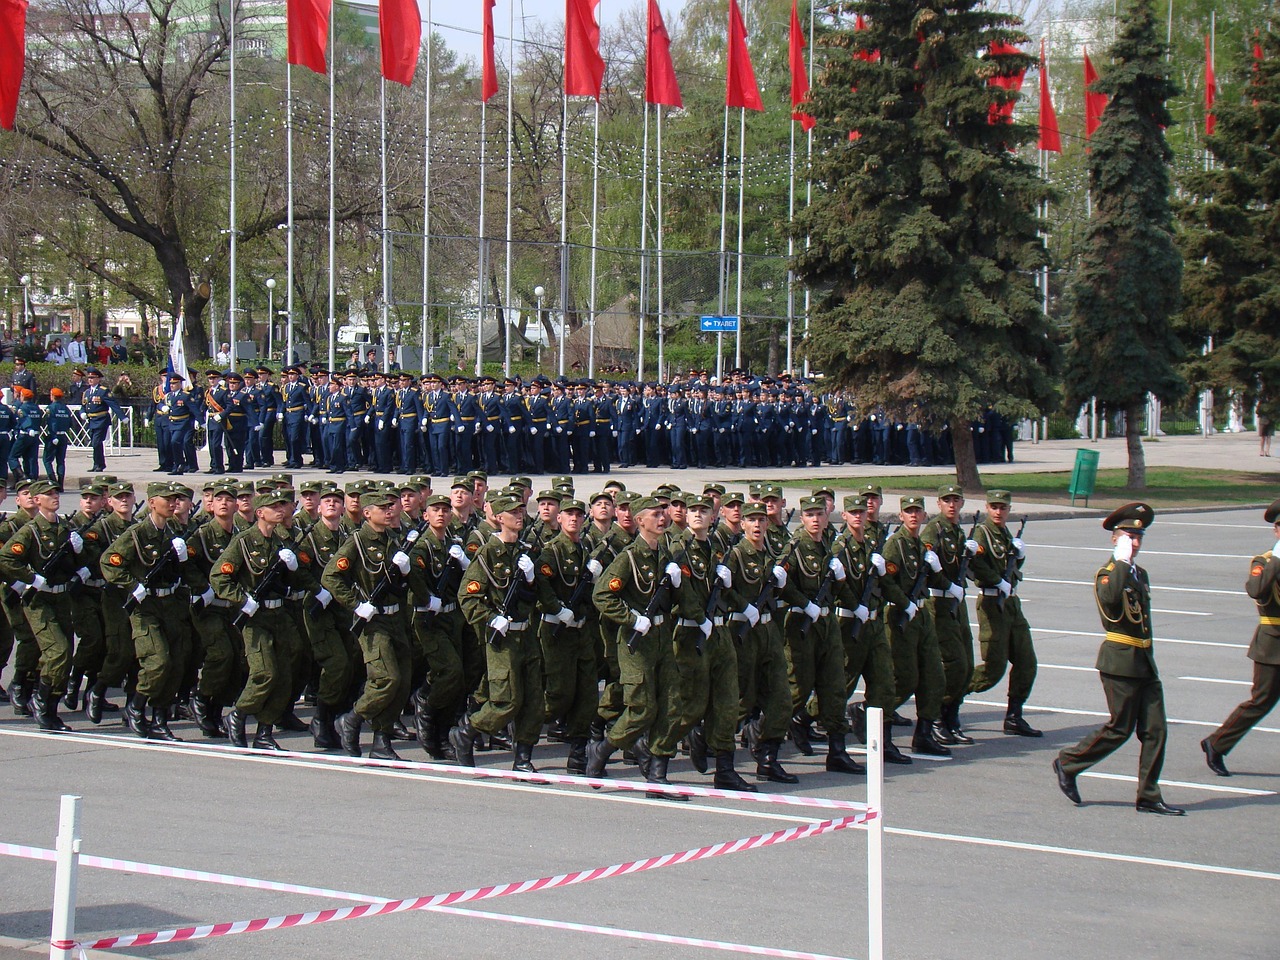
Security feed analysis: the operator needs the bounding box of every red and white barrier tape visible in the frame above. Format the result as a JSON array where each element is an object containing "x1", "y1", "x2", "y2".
[{"x1": 74, "y1": 814, "x2": 868, "y2": 950}]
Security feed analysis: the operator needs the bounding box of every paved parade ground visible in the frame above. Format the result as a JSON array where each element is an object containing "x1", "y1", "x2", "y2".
[{"x1": 1, "y1": 494, "x2": 1277, "y2": 960}]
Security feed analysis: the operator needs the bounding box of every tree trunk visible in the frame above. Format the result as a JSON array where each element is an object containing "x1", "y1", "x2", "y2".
[
  {"x1": 951, "y1": 417, "x2": 982, "y2": 493},
  {"x1": 1125, "y1": 401, "x2": 1146, "y2": 489}
]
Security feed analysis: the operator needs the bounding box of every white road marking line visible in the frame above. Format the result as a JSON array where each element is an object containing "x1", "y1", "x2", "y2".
[
  {"x1": 1158, "y1": 521, "x2": 1261, "y2": 529},
  {"x1": 1080, "y1": 771, "x2": 1275, "y2": 797},
  {"x1": 1039, "y1": 664, "x2": 1096, "y2": 672},
  {"x1": 1032, "y1": 627, "x2": 1247, "y2": 650},
  {"x1": 1150, "y1": 608, "x2": 1213, "y2": 617},
  {"x1": 1030, "y1": 544, "x2": 1253, "y2": 560},
  {"x1": 1024, "y1": 577, "x2": 1240, "y2": 597},
  {"x1": 964, "y1": 698, "x2": 1280, "y2": 735},
  {"x1": 1178, "y1": 676, "x2": 1253, "y2": 686}
]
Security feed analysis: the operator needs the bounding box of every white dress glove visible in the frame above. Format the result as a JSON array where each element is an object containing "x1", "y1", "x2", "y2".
[
  {"x1": 743, "y1": 603, "x2": 760, "y2": 626},
  {"x1": 354, "y1": 600, "x2": 376, "y2": 620},
  {"x1": 1113, "y1": 536, "x2": 1134, "y2": 563},
  {"x1": 587, "y1": 558, "x2": 604, "y2": 578},
  {"x1": 27, "y1": 573, "x2": 47, "y2": 592},
  {"x1": 425, "y1": 595, "x2": 443, "y2": 614},
  {"x1": 871, "y1": 553, "x2": 887, "y2": 576},
  {"x1": 716, "y1": 564, "x2": 732, "y2": 589},
  {"x1": 632, "y1": 614, "x2": 651, "y2": 635},
  {"x1": 200, "y1": 587, "x2": 215, "y2": 606},
  {"x1": 1011, "y1": 537, "x2": 1025, "y2": 558},
  {"x1": 904, "y1": 600, "x2": 918, "y2": 621},
  {"x1": 449, "y1": 544, "x2": 468, "y2": 565},
  {"x1": 130, "y1": 583, "x2": 146, "y2": 603},
  {"x1": 315, "y1": 588, "x2": 333, "y2": 608},
  {"x1": 277, "y1": 548, "x2": 298, "y2": 571},
  {"x1": 69, "y1": 532, "x2": 84, "y2": 554},
  {"x1": 507, "y1": 425, "x2": 516, "y2": 434},
  {"x1": 828, "y1": 557, "x2": 846, "y2": 581},
  {"x1": 11, "y1": 581, "x2": 29, "y2": 596},
  {"x1": 772, "y1": 565, "x2": 787, "y2": 588},
  {"x1": 240, "y1": 595, "x2": 259, "y2": 617},
  {"x1": 996, "y1": 579, "x2": 1012, "y2": 597},
  {"x1": 924, "y1": 549, "x2": 942, "y2": 573},
  {"x1": 549, "y1": 606, "x2": 574, "y2": 625},
  {"x1": 964, "y1": 539, "x2": 980, "y2": 556},
  {"x1": 74, "y1": 566, "x2": 90, "y2": 583},
  {"x1": 664, "y1": 562, "x2": 682, "y2": 587},
  {"x1": 803, "y1": 601, "x2": 821, "y2": 621},
  {"x1": 517, "y1": 554, "x2": 535, "y2": 582},
  {"x1": 946, "y1": 581, "x2": 965, "y2": 602},
  {"x1": 171, "y1": 537, "x2": 188, "y2": 562},
  {"x1": 391, "y1": 551, "x2": 411, "y2": 575},
  {"x1": 253, "y1": 423, "x2": 263, "y2": 432},
  {"x1": 698, "y1": 619, "x2": 713, "y2": 638},
  {"x1": 853, "y1": 604, "x2": 870, "y2": 623}
]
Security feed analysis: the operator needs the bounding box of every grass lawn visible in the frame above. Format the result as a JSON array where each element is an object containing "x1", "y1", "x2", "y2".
[{"x1": 800, "y1": 467, "x2": 1278, "y2": 510}]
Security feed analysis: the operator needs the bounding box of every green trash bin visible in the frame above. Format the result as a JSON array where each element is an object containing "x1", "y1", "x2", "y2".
[{"x1": 1069, "y1": 448, "x2": 1100, "y2": 506}]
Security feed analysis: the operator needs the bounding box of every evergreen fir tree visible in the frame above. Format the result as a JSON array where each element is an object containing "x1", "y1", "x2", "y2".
[
  {"x1": 794, "y1": 0, "x2": 1056, "y2": 490},
  {"x1": 1063, "y1": 0, "x2": 1184, "y2": 489}
]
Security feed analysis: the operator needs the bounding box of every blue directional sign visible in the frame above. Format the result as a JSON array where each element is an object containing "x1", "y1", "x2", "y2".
[{"x1": 699, "y1": 315, "x2": 740, "y2": 333}]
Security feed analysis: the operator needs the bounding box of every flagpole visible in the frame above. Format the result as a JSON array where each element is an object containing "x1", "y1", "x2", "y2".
[
  {"x1": 655, "y1": 105, "x2": 665, "y2": 382},
  {"x1": 734, "y1": 106, "x2": 746, "y2": 370},
  {"x1": 380, "y1": 76, "x2": 390, "y2": 365},
  {"x1": 503, "y1": 0, "x2": 514, "y2": 376},
  {"x1": 588, "y1": 98, "x2": 599, "y2": 378},
  {"x1": 420, "y1": 0, "x2": 432, "y2": 373},
  {"x1": 476, "y1": 100, "x2": 487, "y2": 377},
  {"x1": 228, "y1": 0, "x2": 238, "y2": 372},
  {"x1": 559, "y1": 91, "x2": 569, "y2": 377},
  {"x1": 327, "y1": 11, "x2": 336, "y2": 371},
  {"x1": 785, "y1": 112, "x2": 794, "y2": 374},
  {"x1": 286, "y1": 61, "x2": 295, "y2": 368},
  {"x1": 802, "y1": 0, "x2": 813, "y2": 379},
  {"x1": 638, "y1": 102, "x2": 649, "y2": 381},
  {"x1": 716, "y1": 105, "x2": 729, "y2": 382}
]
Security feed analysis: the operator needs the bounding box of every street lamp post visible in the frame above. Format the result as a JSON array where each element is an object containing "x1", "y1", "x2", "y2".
[
  {"x1": 533, "y1": 285, "x2": 544, "y2": 370},
  {"x1": 556, "y1": 288, "x2": 566, "y2": 377},
  {"x1": 265, "y1": 278, "x2": 275, "y2": 363},
  {"x1": 20, "y1": 274, "x2": 30, "y2": 335}
]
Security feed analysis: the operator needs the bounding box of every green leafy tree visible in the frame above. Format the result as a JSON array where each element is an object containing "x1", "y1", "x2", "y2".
[
  {"x1": 794, "y1": 0, "x2": 1057, "y2": 490},
  {"x1": 1063, "y1": 0, "x2": 1184, "y2": 489},
  {"x1": 1178, "y1": 28, "x2": 1280, "y2": 427}
]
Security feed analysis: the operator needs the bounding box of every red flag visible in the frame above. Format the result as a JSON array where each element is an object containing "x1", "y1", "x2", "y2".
[
  {"x1": 481, "y1": 0, "x2": 498, "y2": 102},
  {"x1": 379, "y1": 0, "x2": 421, "y2": 86},
  {"x1": 986, "y1": 41, "x2": 1025, "y2": 125},
  {"x1": 726, "y1": 0, "x2": 762, "y2": 111},
  {"x1": 1037, "y1": 39, "x2": 1061, "y2": 152},
  {"x1": 853, "y1": 13, "x2": 878, "y2": 62},
  {"x1": 286, "y1": 0, "x2": 332, "y2": 76},
  {"x1": 565, "y1": 0, "x2": 605, "y2": 99},
  {"x1": 789, "y1": 0, "x2": 813, "y2": 130},
  {"x1": 1204, "y1": 33, "x2": 1216, "y2": 135},
  {"x1": 645, "y1": 0, "x2": 681, "y2": 107},
  {"x1": 1083, "y1": 47, "x2": 1106, "y2": 140},
  {"x1": 0, "y1": 0, "x2": 27, "y2": 130}
]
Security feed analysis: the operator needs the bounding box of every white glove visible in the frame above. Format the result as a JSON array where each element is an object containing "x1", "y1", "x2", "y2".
[
  {"x1": 610, "y1": 429, "x2": 617, "y2": 437},
  {"x1": 315, "y1": 588, "x2": 333, "y2": 608},
  {"x1": 68, "y1": 531, "x2": 84, "y2": 554},
  {"x1": 946, "y1": 581, "x2": 965, "y2": 602},
  {"x1": 26, "y1": 429, "x2": 37, "y2": 437},
  {"x1": 199, "y1": 587, "x2": 215, "y2": 606},
  {"x1": 391, "y1": 551, "x2": 411, "y2": 575},
  {"x1": 507, "y1": 425, "x2": 516, "y2": 434},
  {"x1": 587, "y1": 558, "x2": 604, "y2": 578},
  {"x1": 554, "y1": 426, "x2": 563, "y2": 434},
  {"x1": 425, "y1": 595, "x2": 443, "y2": 614},
  {"x1": 253, "y1": 423, "x2": 263, "y2": 432},
  {"x1": 654, "y1": 422, "x2": 663, "y2": 430},
  {"x1": 1113, "y1": 536, "x2": 1134, "y2": 563},
  {"x1": 588, "y1": 430, "x2": 596, "y2": 438},
  {"x1": 391, "y1": 419, "x2": 398, "y2": 428},
  {"x1": 171, "y1": 537, "x2": 188, "y2": 562},
  {"x1": 73, "y1": 566, "x2": 90, "y2": 583},
  {"x1": 377, "y1": 421, "x2": 385, "y2": 431},
  {"x1": 485, "y1": 424, "x2": 494, "y2": 433},
  {"x1": 997, "y1": 579, "x2": 1012, "y2": 597},
  {"x1": 517, "y1": 554, "x2": 535, "y2": 582},
  {"x1": 743, "y1": 603, "x2": 760, "y2": 626},
  {"x1": 1012, "y1": 537, "x2": 1025, "y2": 558},
  {"x1": 456, "y1": 425, "x2": 465, "y2": 434},
  {"x1": 772, "y1": 565, "x2": 788, "y2": 588},
  {"x1": 549, "y1": 606, "x2": 574, "y2": 625},
  {"x1": 363, "y1": 414, "x2": 372, "y2": 424},
  {"x1": 633, "y1": 613, "x2": 652, "y2": 635},
  {"x1": 530, "y1": 427, "x2": 538, "y2": 436},
  {"x1": 716, "y1": 564, "x2": 732, "y2": 588},
  {"x1": 698, "y1": 618, "x2": 713, "y2": 638},
  {"x1": 964, "y1": 539, "x2": 980, "y2": 556},
  {"x1": 803, "y1": 601, "x2": 820, "y2": 621},
  {"x1": 853, "y1": 604, "x2": 870, "y2": 623},
  {"x1": 11, "y1": 580, "x2": 29, "y2": 596},
  {"x1": 662, "y1": 561, "x2": 681, "y2": 587},
  {"x1": 354, "y1": 600, "x2": 376, "y2": 620},
  {"x1": 240, "y1": 595, "x2": 259, "y2": 617},
  {"x1": 924, "y1": 549, "x2": 942, "y2": 573},
  {"x1": 904, "y1": 600, "x2": 918, "y2": 621},
  {"x1": 277, "y1": 548, "x2": 298, "y2": 571},
  {"x1": 871, "y1": 553, "x2": 886, "y2": 576},
  {"x1": 449, "y1": 544, "x2": 468, "y2": 566},
  {"x1": 829, "y1": 557, "x2": 846, "y2": 581}
]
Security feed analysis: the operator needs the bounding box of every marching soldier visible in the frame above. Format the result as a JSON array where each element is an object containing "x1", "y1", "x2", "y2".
[
  {"x1": 40, "y1": 389, "x2": 74, "y2": 490},
  {"x1": 81, "y1": 481, "x2": 138, "y2": 723},
  {"x1": 1, "y1": 481, "x2": 39, "y2": 716},
  {"x1": 61, "y1": 481, "x2": 107, "y2": 711},
  {"x1": 203, "y1": 370, "x2": 229, "y2": 475},
  {"x1": 1054, "y1": 503, "x2": 1185, "y2": 815}
]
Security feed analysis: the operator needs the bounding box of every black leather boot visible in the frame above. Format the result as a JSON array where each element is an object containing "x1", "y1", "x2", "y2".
[
  {"x1": 369, "y1": 731, "x2": 402, "y2": 761},
  {"x1": 930, "y1": 719, "x2": 960, "y2": 746},
  {"x1": 687, "y1": 722, "x2": 709, "y2": 774},
  {"x1": 191, "y1": 695, "x2": 225, "y2": 739},
  {"x1": 148, "y1": 706, "x2": 180, "y2": 741},
  {"x1": 86, "y1": 685, "x2": 107, "y2": 724},
  {"x1": 513, "y1": 742, "x2": 538, "y2": 774},
  {"x1": 9, "y1": 671, "x2": 33, "y2": 716},
  {"x1": 63, "y1": 672, "x2": 82, "y2": 711},
  {"x1": 566, "y1": 737, "x2": 589, "y2": 776},
  {"x1": 253, "y1": 721, "x2": 283, "y2": 751},
  {"x1": 545, "y1": 719, "x2": 568, "y2": 742},
  {"x1": 631, "y1": 735, "x2": 653, "y2": 779},
  {"x1": 646, "y1": 755, "x2": 689, "y2": 801},
  {"x1": 486, "y1": 725, "x2": 512, "y2": 750},
  {"x1": 448, "y1": 715, "x2": 478, "y2": 767},
  {"x1": 912, "y1": 718, "x2": 952, "y2": 757},
  {"x1": 883, "y1": 721, "x2": 912, "y2": 765},
  {"x1": 390, "y1": 719, "x2": 416, "y2": 741},
  {"x1": 125, "y1": 692, "x2": 151, "y2": 739},
  {"x1": 0, "y1": 681, "x2": 8, "y2": 703},
  {"x1": 413, "y1": 693, "x2": 434, "y2": 750},
  {"x1": 29, "y1": 681, "x2": 46, "y2": 723},
  {"x1": 433, "y1": 708, "x2": 456, "y2": 760},
  {"x1": 36, "y1": 683, "x2": 71, "y2": 732},
  {"x1": 585, "y1": 739, "x2": 615, "y2": 779},
  {"x1": 311, "y1": 702, "x2": 338, "y2": 750},
  {"x1": 712, "y1": 750, "x2": 758, "y2": 792},
  {"x1": 825, "y1": 733, "x2": 865, "y2": 774},
  {"x1": 226, "y1": 707, "x2": 248, "y2": 748},
  {"x1": 945, "y1": 703, "x2": 975, "y2": 744},
  {"x1": 741, "y1": 716, "x2": 762, "y2": 761},
  {"x1": 1003, "y1": 699, "x2": 1043, "y2": 737},
  {"x1": 891, "y1": 709, "x2": 912, "y2": 728},
  {"x1": 789, "y1": 711, "x2": 815, "y2": 756},
  {"x1": 278, "y1": 709, "x2": 309, "y2": 733},
  {"x1": 849, "y1": 702, "x2": 867, "y2": 744},
  {"x1": 337, "y1": 710, "x2": 364, "y2": 757},
  {"x1": 589, "y1": 717, "x2": 607, "y2": 742},
  {"x1": 755, "y1": 740, "x2": 799, "y2": 784}
]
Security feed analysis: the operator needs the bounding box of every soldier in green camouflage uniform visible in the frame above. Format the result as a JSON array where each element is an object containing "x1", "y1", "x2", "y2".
[
  {"x1": 1, "y1": 481, "x2": 40, "y2": 716},
  {"x1": 586, "y1": 490, "x2": 634, "y2": 738},
  {"x1": 968, "y1": 490, "x2": 1041, "y2": 737},
  {"x1": 81, "y1": 482, "x2": 138, "y2": 723},
  {"x1": 920, "y1": 484, "x2": 979, "y2": 745},
  {"x1": 99, "y1": 482, "x2": 196, "y2": 741},
  {"x1": 61, "y1": 482, "x2": 107, "y2": 711}
]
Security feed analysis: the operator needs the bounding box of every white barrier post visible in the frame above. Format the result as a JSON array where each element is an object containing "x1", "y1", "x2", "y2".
[
  {"x1": 865, "y1": 706, "x2": 884, "y2": 960},
  {"x1": 50, "y1": 794, "x2": 82, "y2": 960}
]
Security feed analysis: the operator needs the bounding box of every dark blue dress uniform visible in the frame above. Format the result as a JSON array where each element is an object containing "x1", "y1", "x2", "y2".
[
  {"x1": 11, "y1": 397, "x2": 41, "y2": 479},
  {"x1": 570, "y1": 389, "x2": 593, "y2": 474},
  {"x1": 40, "y1": 395, "x2": 74, "y2": 489},
  {"x1": 641, "y1": 391, "x2": 666, "y2": 468},
  {"x1": 148, "y1": 382, "x2": 173, "y2": 472},
  {"x1": 476, "y1": 383, "x2": 502, "y2": 474},
  {"x1": 164, "y1": 379, "x2": 198, "y2": 474},
  {"x1": 79, "y1": 376, "x2": 122, "y2": 472},
  {"x1": 667, "y1": 389, "x2": 689, "y2": 469},
  {"x1": 524, "y1": 386, "x2": 550, "y2": 475},
  {"x1": 254, "y1": 374, "x2": 280, "y2": 468},
  {"x1": 203, "y1": 375, "x2": 231, "y2": 474},
  {"x1": 395, "y1": 380, "x2": 423, "y2": 473},
  {"x1": 452, "y1": 384, "x2": 481, "y2": 472},
  {"x1": 342, "y1": 379, "x2": 370, "y2": 468},
  {"x1": 221, "y1": 376, "x2": 256, "y2": 471},
  {"x1": 548, "y1": 387, "x2": 572, "y2": 473},
  {"x1": 689, "y1": 389, "x2": 712, "y2": 468},
  {"x1": 422, "y1": 379, "x2": 453, "y2": 475},
  {"x1": 322, "y1": 386, "x2": 351, "y2": 472},
  {"x1": 591, "y1": 389, "x2": 614, "y2": 474},
  {"x1": 370, "y1": 379, "x2": 396, "y2": 473},
  {"x1": 279, "y1": 373, "x2": 310, "y2": 468},
  {"x1": 500, "y1": 381, "x2": 527, "y2": 473},
  {"x1": 614, "y1": 388, "x2": 639, "y2": 467},
  {"x1": 0, "y1": 399, "x2": 15, "y2": 485},
  {"x1": 806, "y1": 394, "x2": 827, "y2": 466},
  {"x1": 308, "y1": 375, "x2": 330, "y2": 467}
]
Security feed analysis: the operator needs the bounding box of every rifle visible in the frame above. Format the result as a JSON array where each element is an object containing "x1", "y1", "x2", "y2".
[
  {"x1": 624, "y1": 543, "x2": 687, "y2": 654},
  {"x1": 550, "y1": 539, "x2": 613, "y2": 640},
  {"x1": 352, "y1": 519, "x2": 429, "y2": 638},
  {"x1": 122, "y1": 542, "x2": 179, "y2": 614},
  {"x1": 799, "y1": 532, "x2": 849, "y2": 640},
  {"x1": 783, "y1": 507, "x2": 796, "y2": 529},
  {"x1": 949, "y1": 511, "x2": 982, "y2": 615},
  {"x1": 415, "y1": 531, "x2": 468, "y2": 626},
  {"x1": 232, "y1": 554, "x2": 286, "y2": 629},
  {"x1": 895, "y1": 533, "x2": 932, "y2": 630},
  {"x1": 849, "y1": 523, "x2": 894, "y2": 642},
  {"x1": 996, "y1": 516, "x2": 1028, "y2": 611},
  {"x1": 485, "y1": 545, "x2": 533, "y2": 650},
  {"x1": 734, "y1": 540, "x2": 799, "y2": 645},
  {"x1": 24, "y1": 513, "x2": 101, "y2": 605}
]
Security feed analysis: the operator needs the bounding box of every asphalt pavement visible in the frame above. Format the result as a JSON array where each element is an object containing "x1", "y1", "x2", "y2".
[{"x1": 1, "y1": 511, "x2": 1277, "y2": 960}]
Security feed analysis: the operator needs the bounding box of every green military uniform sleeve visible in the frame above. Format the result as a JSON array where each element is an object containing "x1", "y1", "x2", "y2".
[
  {"x1": 99, "y1": 526, "x2": 144, "y2": 593},
  {"x1": 0, "y1": 521, "x2": 41, "y2": 586},
  {"x1": 321, "y1": 532, "x2": 367, "y2": 610},
  {"x1": 879, "y1": 531, "x2": 916, "y2": 609},
  {"x1": 778, "y1": 535, "x2": 825, "y2": 608},
  {"x1": 209, "y1": 531, "x2": 254, "y2": 605},
  {"x1": 534, "y1": 537, "x2": 574, "y2": 616},
  {"x1": 969, "y1": 521, "x2": 1021, "y2": 588},
  {"x1": 833, "y1": 536, "x2": 871, "y2": 609}
]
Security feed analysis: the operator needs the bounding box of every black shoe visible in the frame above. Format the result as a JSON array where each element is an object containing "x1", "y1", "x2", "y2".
[
  {"x1": 1053, "y1": 758, "x2": 1081, "y2": 805},
  {"x1": 227, "y1": 707, "x2": 248, "y2": 748},
  {"x1": 789, "y1": 711, "x2": 815, "y2": 756},
  {"x1": 191, "y1": 696, "x2": 226, "y2": 738},
  {"x1": 252, "y1": 722, "x2": 283, "y2": 751},
  {"x1": 930, "y1": 720, "x2": 960, "y2": 746},
  {"x1": 311, "y1": 702, "x2": 339, "y2": 750},
  {"x1": 487, "y1": 727, "x2": 512, "y2": 750},
  {"x1": 337, "y1": 711, "x2": 363, "y2": 757},
  {"x1": 84, "y1": 686, "x2": 107, "y2": 724},
  {"x1": 545, "y1": 719, "x2": 568, "y2": 742},
  {"x1": 585, "y1": 739, "x2": 615, "y2": 780},
  {"x1": 414, "y1": 703, "x2": 441, "y2": 758},
  {"x1": 512, "y1": 742, "x2": 538, "y2": 774},
  {"x1": 390, "y1": 719, "x2": 416, "y2": 741},
  {"x1": 10, "y1": 674, "x2": 33, "y2": 717},
  {"x1": 944, "y1": 703, "x2": 975, "y2": 745},
  {"x1": 712, "y1": 750, "x2": 758, "y2": 792},
  {"x1": 170, "y1": 699, "x2": 194, "y2": 722},
  {"x1": 449, "y1": 718, "x2": 477, "y2": 767},
  {"x1": 1200, "y1": 738, "x2": 1230, "y2": 777},
  {"x1": 35, "y1": 683, "x2": 71, "y2": 732},
  {"x1": 1004, "y1": 700, "x2": 1043, "y2": 737},
  {"x1": 1136, "y1": 798, "x2": 1186, "y2": 816},
  {"x1": 124, "y1": 693, "x2": 151, "y2": 739},
  {"x1": 911, "y1": 719, "x2": 952, "y2": 758},
  {"x1": 566, "y1": 738, "x2": 589, "y2": 776},
  {"x1": 755, "y1": 740, "x2": 799, "y2": 784},
  {"x1": 849, "y1": 702, "x2": 867, "y2": 745},
  {"x1": 63, "y1": 675, "x2": 82, "y2": 711},
  {"x1": 688, "y1": 722, "x2": 708, "y2": 775},
  {"x1": 278, "y1": 710, "x2": 309, "y2": 733},
  {"x1": 631, "y1": 736, "x2": 653, "y2": 779},
  {"x1": 646, "y1": 755, "x2": 689, "y2": 801},
  {"x1": 147, "y1": 707, "x2": 180, "y2": 741},
  {"x1": 825, "y1": 733, "x2": 865, "y2": 775},
  {"x1": 369, "y1": 732, "x2": 403, "y2": 761},
  {"x1": 0, "y1": 683, "x2": 9, "y2": 704},
  {"x1": 890, "y1": 710, "x2": 912, "y2": 728},
  {"x1": 589, "y1": 717, "x2": 607, "y2": 742}
]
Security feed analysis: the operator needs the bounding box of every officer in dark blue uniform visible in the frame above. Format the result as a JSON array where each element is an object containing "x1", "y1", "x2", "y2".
[
  {"x1": 570, "y1": 381, "x2": 593, "y2": 474},
  {"x1": 548, "y1": 380, "x2": 572, "y2": 473},
  {"x1": 613, "y1": 382, "x2": 637, "y2": 468},
  {"x1": 147, "y1": 372, "x2": 173, "y2": 473},
  {"x1": 394, "y1": 372, "x2": 422, "y2": 473},
  {"x1": 474, "y1": 375, "x2": 502, "y2": 474},
  {"x1": 221, "y1": 371, "x2": 255, "y2": 471},
  {"x1": 322, "y1": 378, "x2": 351, "y2": 473},
  {"x1": 806, "y1": 391, "x2": 827, "y2": 466},
  {"x1": 591, "y1": 381, "x2": 615, "y2": 474},
  {"x1": 369, "y1": 371, "x2": 396, "y2": 473},
  {"x1": 40, "y1": 388, "x2": 74, "y2": 490},
  {"x1": 279, "y1": 366, "x2": 310, "y2": 469},
  {"x1": 164, "y1": 371, "x2": 197, "y2": 475},
  {"x1": 689, "y1": 385, "x2": 712, "y2": 468},
  {"x1": 421, "y1": 373, "x2": 451, "y2": 475},
  {"x1": 255, "y1": 367, "x2": 280, "y2": 468},
  {"x1": 202, "y1": 370, "x2": 229, "y2": 474},
  {"x1": 0, "y1": 392, "x2": 16, "y2": 489},
  {"x1": 451, "y1": 377, "x2": 480, "y2": 472},
  {"x1": 667, "y1": 384, "x2": 689, "y2": 469},
  {"x1": 307, "y1": 368, "x2": 330, "y2": 468},
  {"x1": 641, "y1": 383, "x2": 666, "y2": 468},
  {"x1": 524, "y1": 377, "x2": 550, "y2": 475},
  {"x1": 79, "y1": 369, "x2": 121, "y2": 473},
  {"x1": 341, "y1": 370, "x2": 370, "y2": 469},
  {"x1": 242, "y1": 368, "x2": 263, "y2": 467}
]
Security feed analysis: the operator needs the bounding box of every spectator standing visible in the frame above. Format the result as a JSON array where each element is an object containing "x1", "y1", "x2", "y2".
[
  {"x1": 45, "y1": 338, "x2": 66, "y2": 365},
  {"x1": 65, "y1": 333, "x2": 88, "y2": 366},
  {"x1": 216, "y1": 343, "x2": 231, "y2": 366},
  {"x1": 110, "y1": 335, "x2": 128, "y2": 365},
  {"x1": 11, "y1": 358, "x2": 35, "y2": 395},
  {"x1": 66, "y1": 369, "x2": 87, "y2": 404}
]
